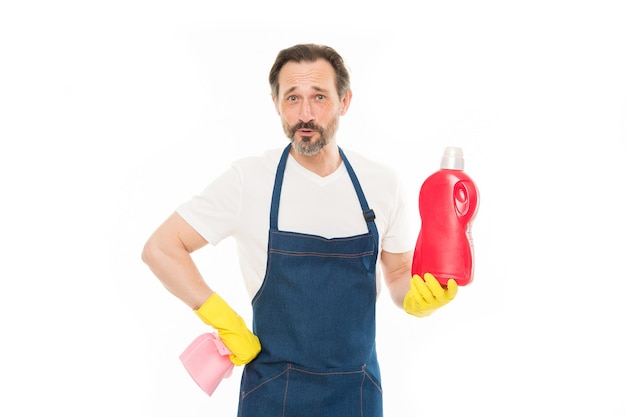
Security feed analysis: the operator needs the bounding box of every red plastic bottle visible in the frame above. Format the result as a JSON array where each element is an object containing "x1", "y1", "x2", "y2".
[{"x1": 411, "y1": 147, "x2": 479, "y2": 286}]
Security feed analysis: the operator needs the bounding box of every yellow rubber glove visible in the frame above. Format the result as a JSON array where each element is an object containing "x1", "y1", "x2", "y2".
[
  {"x1": 195, "y1": 293, "x2": 261, "y2": 366},
  {"x1": 403, "y1": 273, "x2": 458, "y2": 317}
]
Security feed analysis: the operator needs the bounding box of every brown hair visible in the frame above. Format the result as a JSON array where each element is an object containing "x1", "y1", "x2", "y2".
[{"x1": 268, "y1": 43, "x2": 351, "y2": 100}]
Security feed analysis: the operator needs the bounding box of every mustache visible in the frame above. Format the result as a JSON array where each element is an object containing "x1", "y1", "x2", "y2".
[{"x1": 290, "y1": 121, "x2": 323, "y2": 135}]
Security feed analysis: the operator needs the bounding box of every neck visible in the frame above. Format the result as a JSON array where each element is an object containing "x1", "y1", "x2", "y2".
[{"x1": 289, "y1": 142, "x2": 342, "y2": 177}]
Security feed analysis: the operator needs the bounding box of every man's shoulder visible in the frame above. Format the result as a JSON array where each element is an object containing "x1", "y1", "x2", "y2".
[
  {"x1": 341, "y1": 147, "x2": 398, "y2": 178},
  {"x1": 232, "y1": 146, "x2": 285, "y2": 171}
]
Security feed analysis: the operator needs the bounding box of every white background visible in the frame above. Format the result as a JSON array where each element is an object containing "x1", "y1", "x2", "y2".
[{"x1": 1, "y1": 1, "x2": 625, "y2": 416}]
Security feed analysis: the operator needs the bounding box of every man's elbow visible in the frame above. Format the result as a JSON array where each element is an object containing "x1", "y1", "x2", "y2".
[{"x1": 141, "y1": 237, "x2": 159, "y2": 267}]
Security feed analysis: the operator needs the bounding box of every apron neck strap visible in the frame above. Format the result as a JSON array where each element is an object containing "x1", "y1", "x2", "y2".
[{"x1": 270, "y1": 145, "x2": 379, "y2": 239}]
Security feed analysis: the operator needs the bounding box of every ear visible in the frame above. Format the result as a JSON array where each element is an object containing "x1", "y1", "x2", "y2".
[{"x1": 339, "y1": 89, "x2": 353, "y2": 116}]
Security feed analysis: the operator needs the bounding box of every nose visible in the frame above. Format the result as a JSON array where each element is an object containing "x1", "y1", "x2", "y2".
[{"x1": 298, "y1": 98, "x2": 314, "y2": 123}]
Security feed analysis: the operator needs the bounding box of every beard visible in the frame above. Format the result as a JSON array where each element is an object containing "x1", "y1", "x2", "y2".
[{"x1": 283, "y1": 118, "x2": 339, "y2": 156}]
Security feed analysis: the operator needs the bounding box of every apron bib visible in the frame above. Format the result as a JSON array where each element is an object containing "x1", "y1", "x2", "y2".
[{"x1": 238, "y1": 145, "x2": 382, "y2": 417}]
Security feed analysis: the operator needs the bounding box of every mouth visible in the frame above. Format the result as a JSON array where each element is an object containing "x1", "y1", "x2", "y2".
[
  {"x1": 293, "y1": 127, "x2": 320, "y2": 141},
  {"x1": 289, "y1": 122, "x2": 323, "y2": 142}
]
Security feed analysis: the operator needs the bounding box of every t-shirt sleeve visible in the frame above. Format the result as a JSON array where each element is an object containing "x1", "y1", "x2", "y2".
[
  {"x1": 381, "y1": 174, "x2": 416, "y2": 254},
  {"x1": 176, "y1": 166, "x2": 242, "y2": 246}
]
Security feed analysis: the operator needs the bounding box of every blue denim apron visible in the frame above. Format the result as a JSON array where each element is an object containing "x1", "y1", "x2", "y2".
[{"x1": 237, "y1": 144, "x2": 382, "y2": 417}]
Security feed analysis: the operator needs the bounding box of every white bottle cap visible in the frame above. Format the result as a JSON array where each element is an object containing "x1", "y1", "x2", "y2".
[{"x1": 440, "y1": 146, "x2": 464, "y2": 170}]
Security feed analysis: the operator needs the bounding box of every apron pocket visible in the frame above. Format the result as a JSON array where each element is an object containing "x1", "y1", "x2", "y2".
[
  {"x1": 362, "y1": 367, "x2": 383, "y2": 416},
  {"x1": 284, "y1": 364, "x2": 382, "y2": 417},
  {"x1": 239, "y1": 364, "x2": 289, "y2": 415},
  {"x1": 239, "y1": 363, "x2": 382, "y2": 417}
]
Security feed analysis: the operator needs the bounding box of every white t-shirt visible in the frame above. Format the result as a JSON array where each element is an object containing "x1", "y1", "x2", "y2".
[{"x1": 177, "y1": 147, "x2": 414, "y2": 300}]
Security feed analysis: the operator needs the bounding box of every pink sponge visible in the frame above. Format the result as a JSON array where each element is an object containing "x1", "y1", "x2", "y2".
[{"x1": 179, "y1": 332, "x2": 234, "y2": 396}]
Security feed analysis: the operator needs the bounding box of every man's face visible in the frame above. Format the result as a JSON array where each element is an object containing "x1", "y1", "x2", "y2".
[{"x1": 273, "y1": 59, "x2": 351, "y2": 156}]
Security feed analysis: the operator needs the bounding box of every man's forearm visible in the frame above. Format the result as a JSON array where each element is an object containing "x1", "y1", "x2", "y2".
[{"x1": 142, "y1": 237, "x2": 213, "y2": 309}]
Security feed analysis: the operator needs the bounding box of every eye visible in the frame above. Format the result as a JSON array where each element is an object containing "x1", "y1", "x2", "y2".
[
  {"x1": 316, "y1": 94, "x2": 325, "y2": 100},
  {"x1": 286, "y1": 96, "x2": 297, "y2": 102}
]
